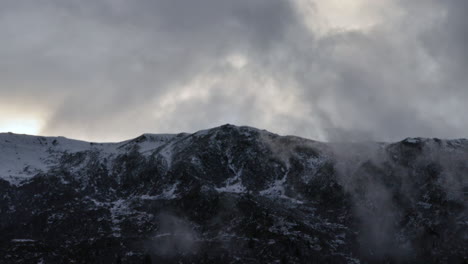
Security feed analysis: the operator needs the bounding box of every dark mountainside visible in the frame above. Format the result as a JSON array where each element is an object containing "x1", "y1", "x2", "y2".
[{"x1": 0, "y1": 124, "x2": 466, "y2": 263}]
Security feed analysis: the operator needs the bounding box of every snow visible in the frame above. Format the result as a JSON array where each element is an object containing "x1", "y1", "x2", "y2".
[
  {"x1": 0, "y1": 133, "x2": 117, "y2": 185},
  {"x1": 417, "y1": 201, "x2": 432, "y2": 209},
  {"x1": 215, "y1": 181, "x2": 246, "y2": 193},
  {"x1": 86, "y1": 197, "x2": 107, "y2": 207},
  {"x1": 0, "y1": 133, "x2": 76, "y2": 185},
  {"x1": 132, "y1": 133, "x2": 177, "y2": 155},
  {"x1": 110, "y1": 199, "x2": 131, "y2": 237},
  {"x1": 153, "y1": 233, "x2": 172, "y2": 238},
  {"x1": 11, "y1": 239, "x2": 35, "y2": 243},
  {"x1": 404, "y1": 138, "x2": 421, "y2": 144},
  {"x1": 158, "y1": 142, "x2": 176, "y2": 168},
  {"x1": 140, "y1": 183, "x2": 179, "y2": 200},
  {"x1": 215, "y1": 162, "x2": 246, "y2": 193},
  {"x1": 193, "y1": 128, "x2": 212, "y2": 137},
  {"x1": 260, "y1": 171, "x2": 304, "y2": 204},
  {"x1": 0, "y1": 132, "x2": 181, "y2": 185},
  {"x1": 260, "y1": 173, "x2": 287, "y2": 197}
]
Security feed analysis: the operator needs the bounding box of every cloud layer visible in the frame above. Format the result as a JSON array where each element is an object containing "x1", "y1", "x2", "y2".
[{"x1": 0, "y1": 0, "x2": 466, "y2": 141}]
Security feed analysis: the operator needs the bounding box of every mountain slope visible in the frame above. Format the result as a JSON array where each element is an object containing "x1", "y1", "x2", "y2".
[{"x1": 0, "y1": 124, "x2": 466, "y2": 263}]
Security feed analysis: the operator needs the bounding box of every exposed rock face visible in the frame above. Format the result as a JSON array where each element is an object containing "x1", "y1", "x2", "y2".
[{"x1": 0, "y1": 125, "x2": 466, "y2": 263}]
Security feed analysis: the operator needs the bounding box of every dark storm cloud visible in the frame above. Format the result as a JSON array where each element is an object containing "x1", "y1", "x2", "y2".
[{"x1": 0, "y1": 0, "x2": 467, "y2": 141}]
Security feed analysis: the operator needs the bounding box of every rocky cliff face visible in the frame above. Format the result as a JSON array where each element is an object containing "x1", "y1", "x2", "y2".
[{"x1": 0, "y1": 125, "x2": 466, "y2": 263}]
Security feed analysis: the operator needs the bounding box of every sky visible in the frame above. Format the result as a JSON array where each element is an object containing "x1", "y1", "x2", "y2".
[{"x1": 0, "y1": 0, "x2": 467, "y2": 142}]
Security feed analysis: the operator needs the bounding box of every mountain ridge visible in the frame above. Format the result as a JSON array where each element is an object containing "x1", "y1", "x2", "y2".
[
  {"x1": 0, "y1": 124, "x2": 466, "y2": 263},
  {"x1": 3, "y1": 123, "x2": 467, "y2": 144}
]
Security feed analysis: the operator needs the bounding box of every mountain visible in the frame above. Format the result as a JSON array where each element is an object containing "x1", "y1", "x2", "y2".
[{"x1": 0, "y1": 124, "x2": 466, "y2": 263}]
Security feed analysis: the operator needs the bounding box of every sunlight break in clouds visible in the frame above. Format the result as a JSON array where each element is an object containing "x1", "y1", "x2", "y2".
[
  {"x1": 0, "y1": 118, "x2": 40, "y2": 135},
  {"x1": 296, "y1": 0, "x2": 400, "y2": 34}
]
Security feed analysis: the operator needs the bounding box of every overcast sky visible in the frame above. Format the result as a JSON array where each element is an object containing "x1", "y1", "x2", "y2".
[{"x1": 0, "y1": 0, "x2": 467, "y2": 142}]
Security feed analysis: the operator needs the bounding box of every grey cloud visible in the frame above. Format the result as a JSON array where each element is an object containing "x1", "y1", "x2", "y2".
[
  {"x1": 0, "y1": 0, "x2": 467, "y2": 141},
  {"x1": 419, "y1": 0, "x2": 468, "y2": 88},
  {"x1": 279, "y1": 0, "x2": 468, "y2": 141},
  {"x1": 0, "y1": 0, "x2": 300, "y2": 140}
]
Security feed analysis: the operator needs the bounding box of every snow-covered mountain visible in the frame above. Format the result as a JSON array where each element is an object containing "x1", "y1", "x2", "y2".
[{"x1": 0, "y1": 124, "x2": 466, "y2": 263}]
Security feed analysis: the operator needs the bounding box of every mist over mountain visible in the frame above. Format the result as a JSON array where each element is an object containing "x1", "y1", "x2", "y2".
[{"x1": 0, "y1": 124, "x2": 466, "y2": 263}]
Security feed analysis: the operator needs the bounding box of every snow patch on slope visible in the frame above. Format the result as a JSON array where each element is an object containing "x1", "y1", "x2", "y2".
[
  {"x1": 260, "y1": 171, "x2": 304, "y2": 204},
  {"x1": 140, "y1": 183, "x2": 179, "y2": 200},
  {"x1": 0, "y1": 133, "x2": 93, "y2": 185},
  {"x1": 215, "y1": 157, "x2": 246, "y2": 194},
  {"x1": 0, "y1": 133, "x2": 182, "y2": 185}
]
